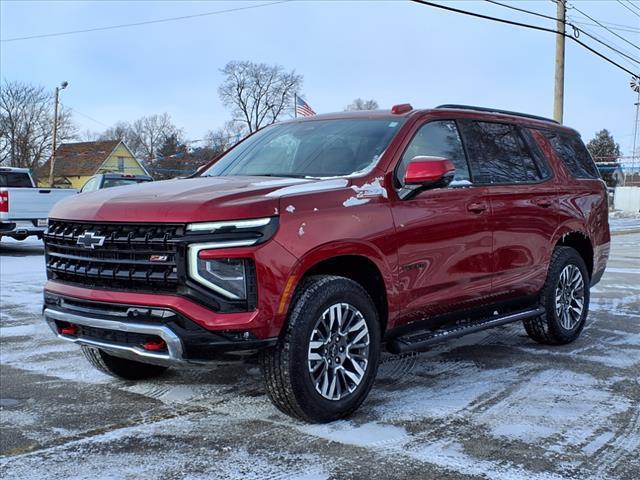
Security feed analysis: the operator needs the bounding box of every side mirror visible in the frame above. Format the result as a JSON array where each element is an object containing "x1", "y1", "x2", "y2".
[{"x1": 404, "y1": 156, "x2": 455, "y2": 190}]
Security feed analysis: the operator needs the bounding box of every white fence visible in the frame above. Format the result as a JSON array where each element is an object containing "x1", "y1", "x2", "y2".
[{"x1": 614, "y1": 186, "x2": 640, "y2": 213}]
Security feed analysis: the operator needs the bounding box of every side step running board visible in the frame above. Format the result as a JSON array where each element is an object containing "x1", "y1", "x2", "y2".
[{"x1": 387, "y1": 307, "x2": 545, "y2": 354}]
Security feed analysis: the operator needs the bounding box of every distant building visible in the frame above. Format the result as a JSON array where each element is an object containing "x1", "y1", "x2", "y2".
[{"x1": 37, "y1": 140, "x2": 149, "y2": 188}]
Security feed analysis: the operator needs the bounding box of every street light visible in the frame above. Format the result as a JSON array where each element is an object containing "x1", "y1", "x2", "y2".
[{"x1": 48, "y1": 81, "x2": 69, "y2": 187}]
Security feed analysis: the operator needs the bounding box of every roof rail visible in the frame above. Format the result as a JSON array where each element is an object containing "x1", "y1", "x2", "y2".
[{"x1": 435, "y1": 104, "x2": 559, "y2": 124}]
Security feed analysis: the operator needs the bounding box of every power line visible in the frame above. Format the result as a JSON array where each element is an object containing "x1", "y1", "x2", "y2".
[
  {"x1": 568, "y1": 2, "x2": 640, "y2": 52},
  {"x1": 1, "y1": 1, "x2": 289, "y2": 43},
  {"x1": 570, "y1": 20, "x2": 640, "y2": 35},
  {"x1": 550, "y1": 0, "x2": 640, "y2": 32},
  {"x1": 571, "y1": 20, "x2": 640, "y2": 34},
  {"x1": 60, "y1": 103, "x2": 110, "y2": 128},
  {"x1": 486, "y1": 0, "x2": 640, "y2": 66},
  {"x1": 617, "y1": 0, "x2": 640, "y2": 17},
  {"x1": 574, "y1": 24, "x2": 640, "y2": 70},
  {"x1": 410, "y1": 0, "x2": 638, "y2": 77},
  {"x1": 485, "y1": 0, "x2": 556, "y2": 21}
]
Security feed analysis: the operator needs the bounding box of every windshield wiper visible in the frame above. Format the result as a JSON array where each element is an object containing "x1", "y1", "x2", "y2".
[{"x1": 254, "y1": 173, "x2": 310, "y2": 179}]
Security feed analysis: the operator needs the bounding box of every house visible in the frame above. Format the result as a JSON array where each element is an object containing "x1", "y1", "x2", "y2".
[{"x1": 37, "y1": 140, "x2": 150, "y2": 188}]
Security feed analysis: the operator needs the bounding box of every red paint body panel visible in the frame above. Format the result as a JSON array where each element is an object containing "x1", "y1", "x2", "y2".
[
  {"x1": 44, "y1": 107, "x2": 610, "y2": 343},
  {"x1": 390, "y1": 185, "x2": 493, "y2": 325}
]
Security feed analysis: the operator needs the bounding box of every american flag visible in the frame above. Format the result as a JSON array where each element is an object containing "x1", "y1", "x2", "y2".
[{"x1": 295, "y1": 95, "x2": 316, "y2": 117}]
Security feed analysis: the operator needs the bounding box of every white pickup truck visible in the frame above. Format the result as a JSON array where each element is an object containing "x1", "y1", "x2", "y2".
[{"x1": 0, "y1": 167, "x2": 77, "y2": 241}]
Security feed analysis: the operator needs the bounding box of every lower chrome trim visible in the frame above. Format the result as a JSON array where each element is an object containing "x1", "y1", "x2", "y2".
[{"x1": 44, "y1": 307, "x2": 188, "y2": 365}]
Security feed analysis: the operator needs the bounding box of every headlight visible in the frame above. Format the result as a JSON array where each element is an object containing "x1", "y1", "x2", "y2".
[
  {"x1": 196, "y1": 257, "x2": 247, "y2": 299},
  {"x1": 187, "y1": 217, "x2": 272, "y2": 233},
  {"x1": 188, "y1": 241, "x2": 257, "y2": 300}
]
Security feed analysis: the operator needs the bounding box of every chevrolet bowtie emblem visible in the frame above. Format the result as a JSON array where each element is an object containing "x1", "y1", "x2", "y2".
[{"x1": 76, "y1": 231, "x2": 106, "y2": 249}]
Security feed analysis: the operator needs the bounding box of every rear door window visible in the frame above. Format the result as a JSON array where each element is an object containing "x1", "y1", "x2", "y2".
[
  {"x1": 0, "y1": 172, "x2": 33, "y2": 187},
  {"x1": 397, "y1": 120, "x2": 471, "y2": 185},
  {"x1": 458, "y1": 120, "x2": 545, "y2": 184},
  {"x1": 542, "y1": 131, "x2": 600, "y2": 179}
]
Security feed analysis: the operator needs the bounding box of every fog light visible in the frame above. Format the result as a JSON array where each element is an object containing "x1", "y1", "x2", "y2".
[
  {"x1": 59, "y1": 323, "x2": 78, "y2": 335},
  {"x1": 142, "y1": 339, "x2": 167, "y2": 351}
]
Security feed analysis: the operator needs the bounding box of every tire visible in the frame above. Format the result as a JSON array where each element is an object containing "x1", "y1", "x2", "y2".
[
  {"x1": 524, "y1": 246, "x2": 590, "y2": 345},
  {"x1": 260, "y1": 275, "x2": 381, "y2": 423},
  {"x1": 81, "y1": 346, "x2": 168, "y2": 380}
]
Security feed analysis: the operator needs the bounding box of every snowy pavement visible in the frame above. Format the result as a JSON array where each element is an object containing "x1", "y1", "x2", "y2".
[{"x1": 1, "y1": 234, "x2": 639, "y2": 480}]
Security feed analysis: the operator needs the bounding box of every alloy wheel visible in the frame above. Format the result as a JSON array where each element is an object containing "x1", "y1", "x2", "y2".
[
  {"x1": 555, "y1": 264, "x2": 585, "y2": 330},
  {"x1": 307, "y1": 303, "x2": 370, "y2": 401}
]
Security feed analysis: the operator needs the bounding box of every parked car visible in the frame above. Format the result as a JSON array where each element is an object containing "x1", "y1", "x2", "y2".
[
  {"x1": 79, "y1": 173, "x2": 153, "y2": 193},
  {"x1": 42, "y1": 104, "x2": 609, "y2": 422},
  {"x1": 0, "y1": 167, "x2": 77, "y2": 241}
]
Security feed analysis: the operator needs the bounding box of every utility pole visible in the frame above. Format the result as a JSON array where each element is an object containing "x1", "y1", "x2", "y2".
[
  {"x1": 553, "y1": 0, "x2": 566, "y2": 123},
  {"x1": 48, "y1": 81, "x2": 68, "y2": 187},
  {"x1": 630, "y1": 77, "x2": 640, "y2": 187}
]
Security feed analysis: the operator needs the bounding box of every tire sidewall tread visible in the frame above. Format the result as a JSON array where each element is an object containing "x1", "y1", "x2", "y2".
[
  {"x1": 524, "y1": 246, "x2": 590, "y2": 345},
  {"x1": 261, "y1": 275, "x2": 381, "y2": 423}
]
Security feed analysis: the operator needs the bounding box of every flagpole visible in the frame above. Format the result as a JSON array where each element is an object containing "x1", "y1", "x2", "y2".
[{"x1": 294, "y1": 93, "x2": 297, "y2": 118}]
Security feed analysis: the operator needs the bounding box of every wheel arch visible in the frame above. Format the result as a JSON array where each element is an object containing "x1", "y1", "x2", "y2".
[
  {"x1": 283, "y1": 242, "x2": 393, "y2": 334},
  {"x1": 553, "y1": 228, "x2": 594, "y2": 278}
]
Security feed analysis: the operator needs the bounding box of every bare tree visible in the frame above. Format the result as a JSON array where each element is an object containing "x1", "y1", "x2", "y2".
[
  {"x1": 345, "y1": 98, "x2": 379, "y2": 111},
  {"x1": 130, "y1": 113, "x2": 182, "y2": 159},
  {"x1": 0, "y1": 80, "x2": 76, "y2": 169},
  {"x1": 205, "y1": 120, "x2": 248, "y2": 152},
  {"x1": 99, "y1": 114, "x2": 182, "y2": 160},
  {"x1": 218, "y1": 61, "x2": 302, "y2": 133}
]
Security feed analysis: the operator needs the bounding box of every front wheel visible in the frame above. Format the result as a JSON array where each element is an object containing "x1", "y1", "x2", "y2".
[
  {"x1": 261, "y1": 276, "x2": 380, "y2": 423},
  {"x1": 524, "y1": 247, "x2": 590, "y2": 345}
]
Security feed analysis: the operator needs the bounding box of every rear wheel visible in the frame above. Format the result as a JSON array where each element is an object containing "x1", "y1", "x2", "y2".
[
  {"x1": 81, "y1": 346, "x2": 168, "y2": 380},
  {"x1": 524, "y1": 247, "x2": 590, "y2": 345},
  {"x1": 261, "y1": 275, "x2": 380, "y2": 423}
]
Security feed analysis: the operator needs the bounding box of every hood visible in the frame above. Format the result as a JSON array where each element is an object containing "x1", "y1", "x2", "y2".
[{"x1": 50, "y1": 176, "x2": 320, "y2": 223}]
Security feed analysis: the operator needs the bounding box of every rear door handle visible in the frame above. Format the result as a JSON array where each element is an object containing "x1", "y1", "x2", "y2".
[
  {"x1": 535, "y1": 198, "x2": 553, "y2": 208},
  {"x1": 467, "y1": 202, "x2": 488, "y2": 213}
]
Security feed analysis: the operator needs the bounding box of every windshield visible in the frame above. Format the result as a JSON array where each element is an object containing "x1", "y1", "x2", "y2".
[
  {"x1": 102, "y1": 178, "x2": 151, "y2": 189},
  {"x1": 203, "y1": 118, "x2": 404, "y2": 178}
]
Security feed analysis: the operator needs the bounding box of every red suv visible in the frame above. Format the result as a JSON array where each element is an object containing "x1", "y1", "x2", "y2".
[{"x1": 43, "y1": 104, "x2": 610, "y2": 422}]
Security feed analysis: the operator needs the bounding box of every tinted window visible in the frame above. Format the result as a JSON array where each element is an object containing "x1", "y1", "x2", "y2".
[
  {"x1": 521, "y1": 128, "x2": 553, "y2": 179},
  {"x1": 397, "y1": 120, "x2": 470, "y2": 184},
  {"x1": 0, "y1": 172, "x2": 33, "y2": 188},
  {"x1": 542, "y1": 131, "x2": 600, "y2": 179},
  {"x1": 459, "y1": 121, "x2": 543, "y2": 184}
]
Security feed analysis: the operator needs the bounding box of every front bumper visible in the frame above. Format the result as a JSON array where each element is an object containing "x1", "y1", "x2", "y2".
[{"x1": 43, "y1": 294, "x2": 277, "y2": 366}]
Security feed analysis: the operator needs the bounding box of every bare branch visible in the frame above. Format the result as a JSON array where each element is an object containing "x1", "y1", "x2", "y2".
[{"x1": 218, "y1": 61, "x2": 302, "y2": 133}]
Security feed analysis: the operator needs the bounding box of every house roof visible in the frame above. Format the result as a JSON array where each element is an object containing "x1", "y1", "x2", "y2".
[{"x1": 37, "y1": 140, "x2": 122, "y2": 178}]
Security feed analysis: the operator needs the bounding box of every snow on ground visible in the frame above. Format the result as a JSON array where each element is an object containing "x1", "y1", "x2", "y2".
[
  {"x1": 608, "y1": 210, "x2": 640, "y2": 234},
  {"x1": 0, "y1": 234, "x2": 639, "y2": 479}
]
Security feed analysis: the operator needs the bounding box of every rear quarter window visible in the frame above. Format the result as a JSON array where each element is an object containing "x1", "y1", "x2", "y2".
[
  {"x1": 0, "y1": 172, "x2": 33, "y2": 188},
  {"x1": 542, "y1": 131, "x2": 600, "y2": 179}
]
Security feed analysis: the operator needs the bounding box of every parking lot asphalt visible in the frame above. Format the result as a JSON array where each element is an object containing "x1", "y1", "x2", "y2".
[{"x1": 1, "y1": 234, "x2": 638, "y2": 480}]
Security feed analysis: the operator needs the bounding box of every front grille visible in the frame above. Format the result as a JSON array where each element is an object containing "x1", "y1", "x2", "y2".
[{"x1": 44, "y1": 220, "x2": 186, "y2": 292}]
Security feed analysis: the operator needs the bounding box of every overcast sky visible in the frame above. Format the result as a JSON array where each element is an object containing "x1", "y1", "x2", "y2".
[{"x1": 2, "y1": 0, "x2": 639, "y2": 155}]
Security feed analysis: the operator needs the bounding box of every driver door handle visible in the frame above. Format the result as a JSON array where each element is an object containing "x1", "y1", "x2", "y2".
[{"x1": 467, "y1": 202, "x2": 488, "y2": 213}]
